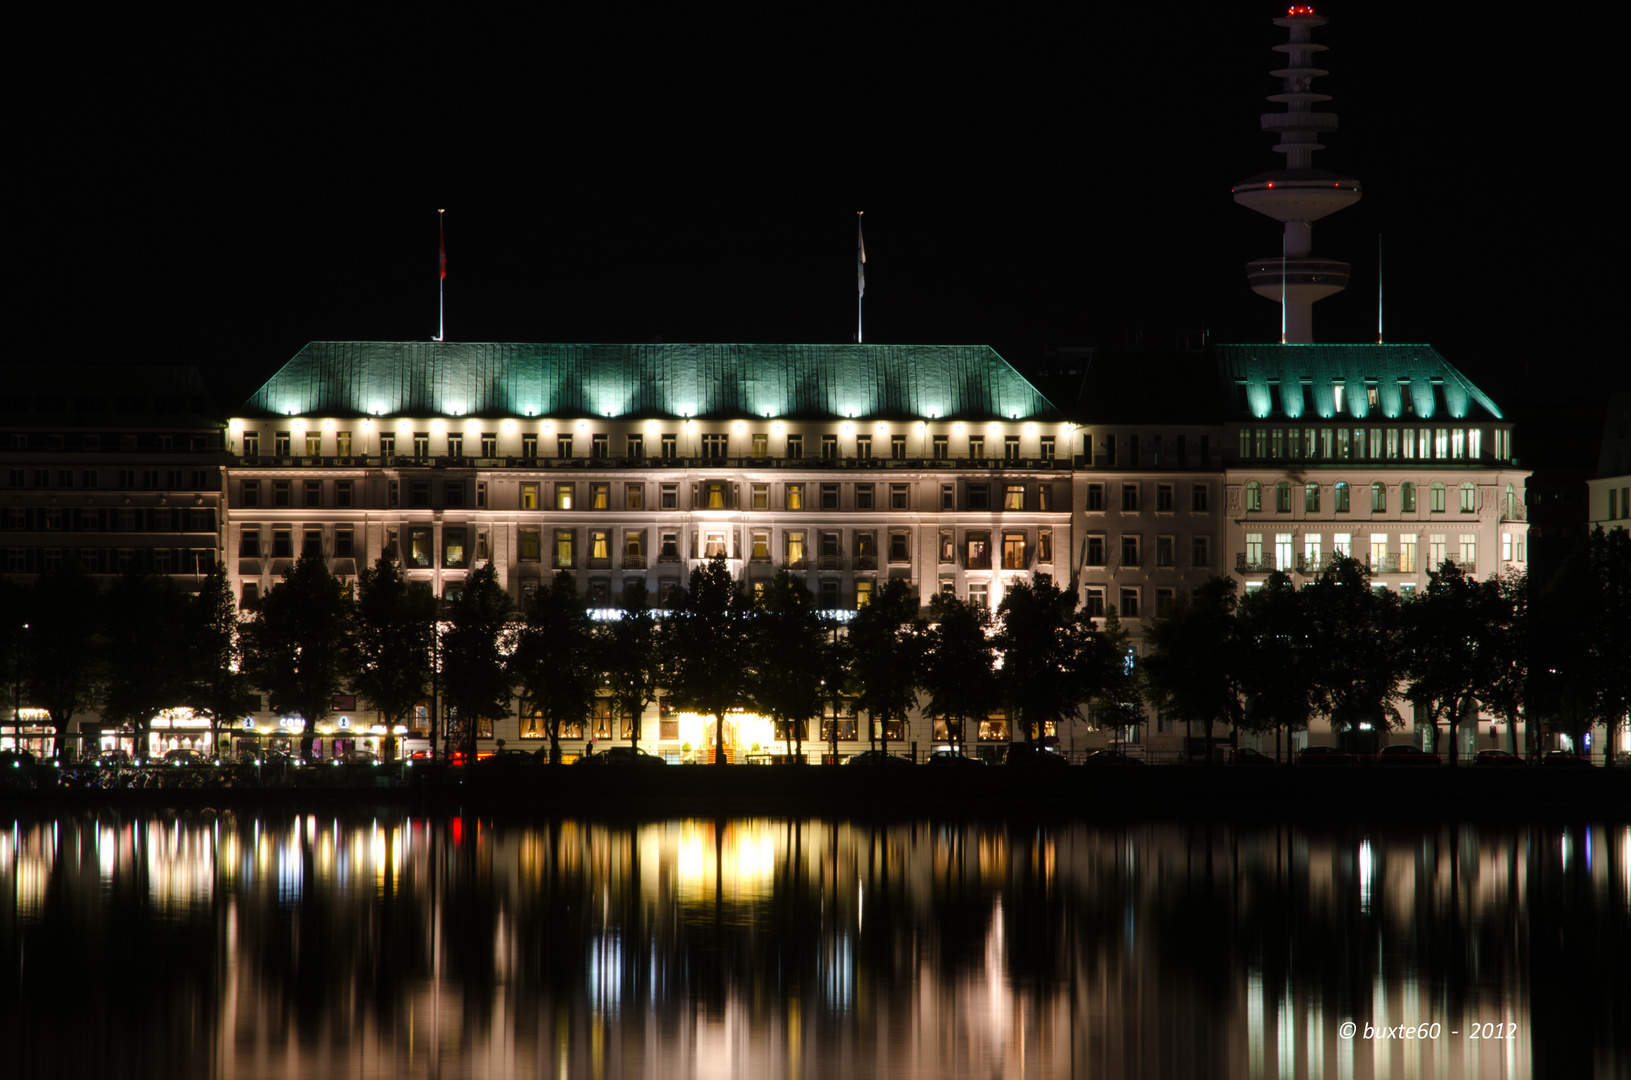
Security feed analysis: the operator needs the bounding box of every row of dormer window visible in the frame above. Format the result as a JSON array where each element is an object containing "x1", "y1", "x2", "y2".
[{"x1": 238, "y1": 428, "x2": 1062, "y2": 462}]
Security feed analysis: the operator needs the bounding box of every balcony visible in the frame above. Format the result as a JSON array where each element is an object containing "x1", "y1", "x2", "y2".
[
  {"x1": 854, "y1": 554, "x2": 877, "y2": 571},
  {"x1": 816, "y1": 555, "x2": 845, "y2": 571}
]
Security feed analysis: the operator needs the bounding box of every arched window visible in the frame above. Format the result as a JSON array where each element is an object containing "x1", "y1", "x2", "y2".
[
  {"x1": 1334, "y1": 481, "x2": 1351, "y2": 513},
  {"x1": 1371, "y1": 482, "x2": 1387, "y2": 512},
  {"x1": 1275, "y1": 480, "x2": 1292, "y2": 512},
  {"x1": 1400, "y1": 482, "x2": 1417, "y2": 512},
  {"x1": 1459, "y1": 481, "x2": 1476, "y2": 513},
  {"x1": 1245, "y1": 480, "x2": 1261, "y2": 512},
  {"x1": 1429, "y1": 481, "x2": 1446, "y2": 513},
  {"x1": 1305, "y1": 482, "x2": 1321, "y2": 512},
  {"x1": 1504, "y1": 483, "x2": 1517, "y2": 520}
]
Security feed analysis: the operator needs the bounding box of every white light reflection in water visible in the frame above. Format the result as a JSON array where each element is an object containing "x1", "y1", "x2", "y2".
[{"x1": 2, "y1": 813, "x2": 1621, "y2": 1079}]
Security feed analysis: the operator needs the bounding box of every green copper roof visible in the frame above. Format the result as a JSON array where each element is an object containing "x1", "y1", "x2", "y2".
[
  {"x1": 240, "y1": 342, "x2": 1062, "y2": 423},
  {"x1": 1214, "y1": 344, "x2": 1504, "y2": 422}
]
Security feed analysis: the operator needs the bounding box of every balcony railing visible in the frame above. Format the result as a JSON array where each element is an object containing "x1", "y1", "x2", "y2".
[
  {"x1": 854, "y1": 554, "x2": 877, "y2": 571},
  {"x1": 816, "y1": 554, "x2": 845, "y2": 571},
  {"x1": 622, "y1": 554, "x2": 647, "y2": 570}
]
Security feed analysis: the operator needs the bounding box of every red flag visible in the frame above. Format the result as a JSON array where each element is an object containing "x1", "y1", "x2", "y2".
[{"x1": 438, "y1": 213, "x2": 447, "y2": 280}]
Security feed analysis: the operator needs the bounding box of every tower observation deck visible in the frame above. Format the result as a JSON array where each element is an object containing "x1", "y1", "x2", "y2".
[{"x1": 1231, "y1": 6, "x2": 1361, "y2": 344}]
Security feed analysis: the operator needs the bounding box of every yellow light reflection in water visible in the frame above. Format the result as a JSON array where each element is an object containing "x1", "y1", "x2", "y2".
[{"x1": 4, "y1": 812, "x2": 1606, "y2": 1079}]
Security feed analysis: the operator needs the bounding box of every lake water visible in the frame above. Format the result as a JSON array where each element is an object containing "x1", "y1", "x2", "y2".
[{"x1": 1, "y1": 808, "x2": 1625, "y2": 1079}]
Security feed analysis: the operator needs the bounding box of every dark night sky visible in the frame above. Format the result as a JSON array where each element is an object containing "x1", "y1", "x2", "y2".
[{"x1": 15, "y1": 4, "x2": 1619, "y2": 416}]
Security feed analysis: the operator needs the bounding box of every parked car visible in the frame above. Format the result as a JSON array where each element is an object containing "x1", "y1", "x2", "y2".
[
  {"x1": 1473, "y1": 749, "x2": 1527, "y2": 769},
  {"x1": 925, "y1": 749, "x2": 985, "y2": 767},
  {"x1": 161, "y1": 748, "x2": 208, "y2": 766},
  {"x1": 1375, "y1": 744, "x2": 1439, "y2": 768},
  {"x1": 1541, "y1": 751, "x2": 1594, "y2": 769},
  {"x1": 1081, "y1": 748, "x2": 1145, "y2": 766},
  {"x1": 1226, "y1": 747, "x2": 1279, "y2": 766},
  {"x1": 0, "y1": 749, "x2": 36, "y2": 768},
  {"x1": 1296, "y1": 746, "x2": 1359, "y2": 767},
  {"x1": 1004, "y1": 743, "x2": 1070, "y2": 766},
  {"x1": 573, "y1": 746, "x2": 667, "y2": 767},
  {"x1": 475, "y1": 748, "x2": 540, "y2": 767},
  {"x1": 338, "y1": 749, "x2": 380, "y2": 765},
  {"x1": 843, "y1": 749, "x2": 915, "y2": 766},
  {"x1": 95, "y1": 749, "x2": 134, "y2": 767}
]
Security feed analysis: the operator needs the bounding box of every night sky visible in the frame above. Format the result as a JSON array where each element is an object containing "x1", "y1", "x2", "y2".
[{"x1": 16, "y1": 4, "x2": 1616, "y2": 415}]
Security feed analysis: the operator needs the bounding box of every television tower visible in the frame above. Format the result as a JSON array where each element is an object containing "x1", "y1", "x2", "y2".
[{"x1": 1232, "y1": 6, "x2": 1361, "y2": 344}]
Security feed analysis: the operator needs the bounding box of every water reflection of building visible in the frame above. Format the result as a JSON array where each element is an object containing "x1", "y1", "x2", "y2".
[{"x1": 7, "y1": 811, "x2": 1620, "y2": 1077}]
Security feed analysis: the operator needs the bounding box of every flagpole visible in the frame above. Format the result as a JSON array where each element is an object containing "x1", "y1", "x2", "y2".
[
  {"x1": 856, "y1": 211, "x2": 865, "y2": 344},
  {"x1": 1376, "y1": 233, "x2": 1384, "y2": 344},
  {"x1": 436, "y1": 209, "x2": 446, "y2": 342}
]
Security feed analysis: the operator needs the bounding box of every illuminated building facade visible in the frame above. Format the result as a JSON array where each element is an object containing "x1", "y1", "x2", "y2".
[{"x1": 225, "y1": 341, "x2": 1074, "y2": 760}]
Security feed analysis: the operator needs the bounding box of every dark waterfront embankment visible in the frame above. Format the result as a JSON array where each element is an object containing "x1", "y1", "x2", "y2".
[{"x1": 5, "y1": 764, "x2": 1628, "y2": 821}]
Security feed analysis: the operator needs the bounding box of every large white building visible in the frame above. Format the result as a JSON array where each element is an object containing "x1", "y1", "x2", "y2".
[{"x1": 209, "y1": 337, "x2": 1528, "y2": 762}]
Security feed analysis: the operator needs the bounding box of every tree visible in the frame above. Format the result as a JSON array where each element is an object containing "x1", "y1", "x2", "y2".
[
  {"x1": 1527, "y1": 537, "x2": 1595, "y2": 756},
  {"x1": 1091, "y1": 605, "x2": 1145, "y2": 746},
  {"x1": 240, "y1": 552, "x2": 353, "y2": 759},
  {"x1": 510, "y1": 572, "x2": 597, "y2": 764},
  {"x1": 28, "y1": 562, "x2": 109, "y2": 760},
  {"x1": 995, "y1": 574, "x2": 1094, "y2": 746},
  {"x1": 1473, "y1": 568, "x2": 1528, "y2": 758},
  {"x1": 1143, "y1": 577, "x2": 1243, "y2": 761},
  {"x1": 846, "y1": 578, "x2": 921, "y2": 756},
  {"x1": 747, "y1": 571, "x2": 826, "y2": 760},
  {"x1": 604, "y1": 579, "x2": 662, "y2": 750},
  {"x1": 919, "y1": 593, "x2": 997, "y2": 754},
  {"x1": 662, "y1": 554, "x2": 752, "y2": 765},
  {"x1": 180, "y1": 564, "x2": 260, "y2": 761},
  {"x1": 1236, "y1": 571, "x2": 1317, "y2": 762},
  {"x1": 350, "y1": 552, "x2": 437, "y2": 760},
  {"x1": 817, "y1": 613, "x2": 854, "y2": 763},
  {"x1": 1586, "y1": 527, "x2": 1631, "y2": 765},
  {"x1": 1403, "y1": 560, "x2": 1496, "y2": 765},
  {"x1": 99, "y1": 570, "x2": 186, "y2": 762},
  {"x1": 441, "y1": 561, "x2": 515, "y2": 763},
  {"x1": 1302, "y1": 556, "x2": 1406, "y2": 745}
]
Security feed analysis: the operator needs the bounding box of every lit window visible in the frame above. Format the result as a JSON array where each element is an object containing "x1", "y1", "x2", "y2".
[
  {"x1": 1429, "y1": 482, "x2": 1446, "y2": 513},
  {"x1": 556, "y1": 483, "x2": 574, "y2": 510},
  {"x1": 1401, "y1": 482, "x2": 1416, "y2": 513},
  {"x1": 1244, "y1": 481, "x2": 1261, "y2": 513},
  {"x1": 1371, "y1": 482, "x2": 1387, "y2": 512},
  {"x1": 1004, "y1": 485, "x2": 1024, "y2": 510},
  {"x1": 1459, "y1": 482, "x2": 1476, "y2": 513}
]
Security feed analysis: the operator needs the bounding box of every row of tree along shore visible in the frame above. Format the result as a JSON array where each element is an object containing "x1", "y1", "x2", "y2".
[{"x1": 3, "y1": 527, "x2": 1627, "y2": 767}]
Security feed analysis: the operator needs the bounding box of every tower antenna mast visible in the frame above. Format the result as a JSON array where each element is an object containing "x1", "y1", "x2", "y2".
[{"x1": 1232, "y1": 7, "x2": 1361, "y2": 344}]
